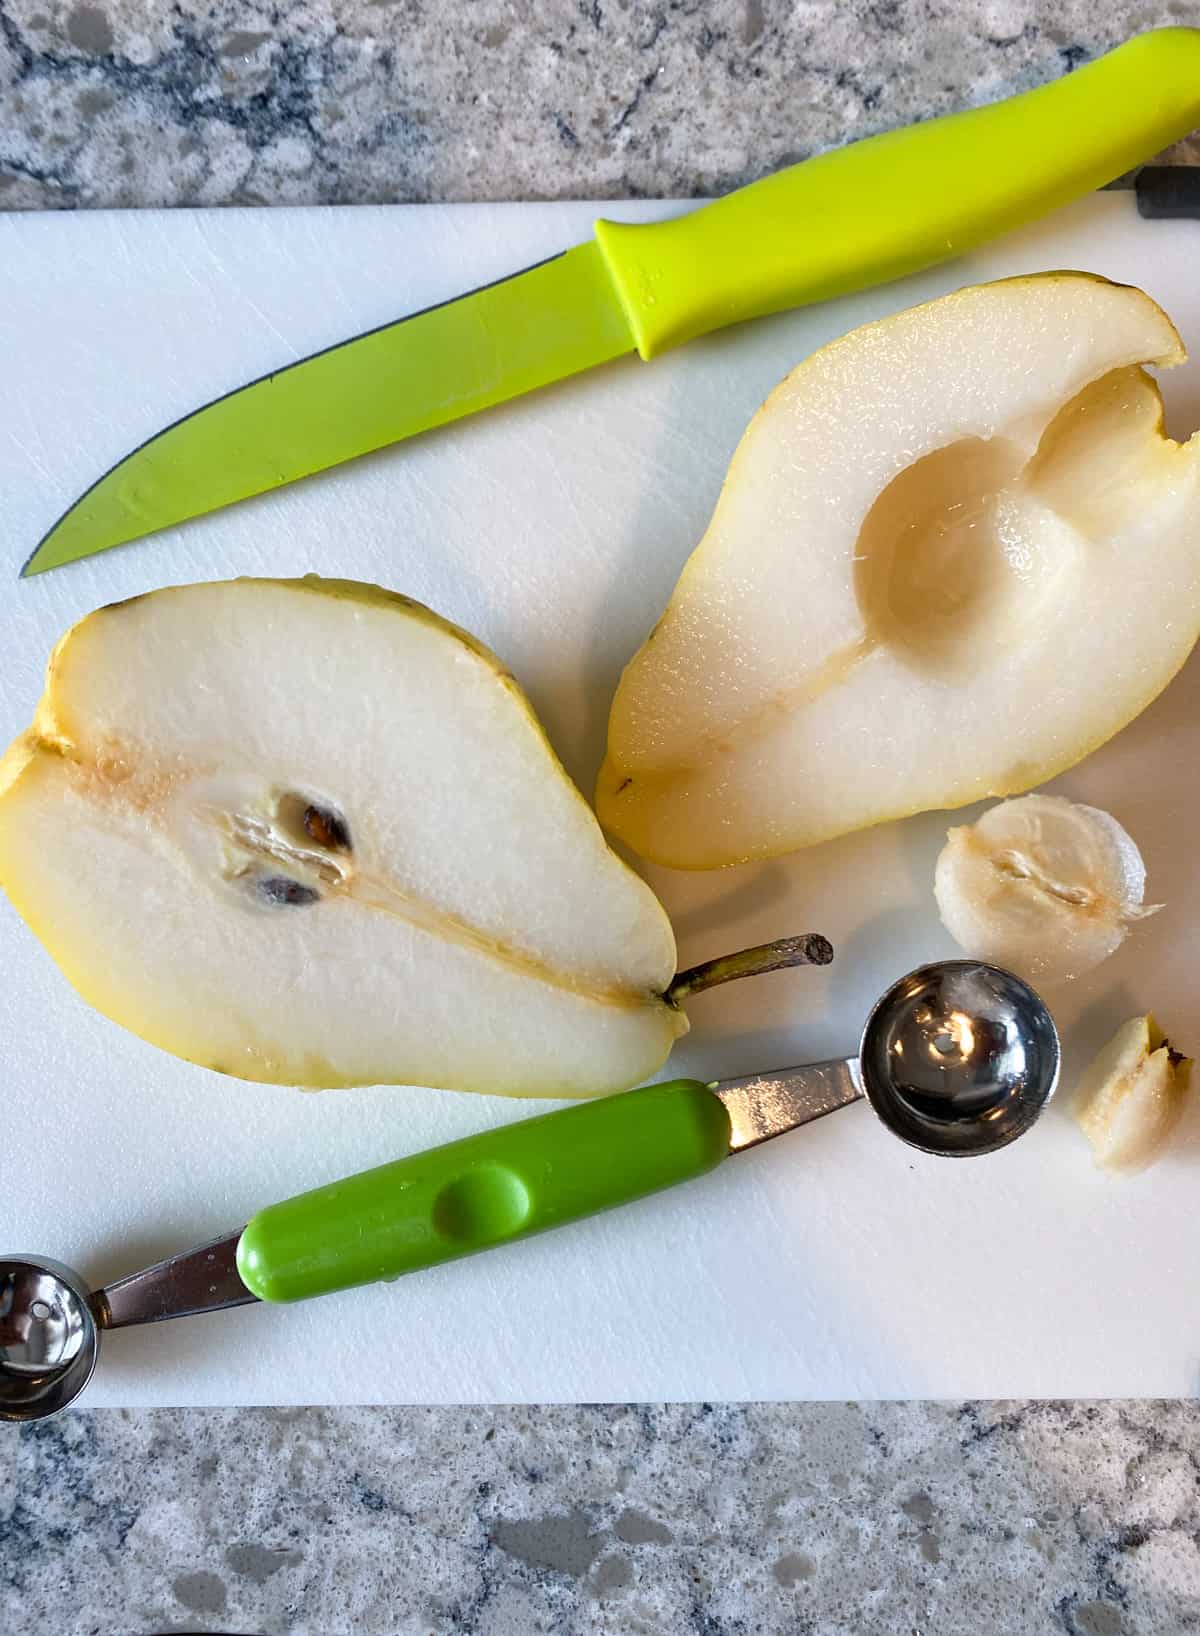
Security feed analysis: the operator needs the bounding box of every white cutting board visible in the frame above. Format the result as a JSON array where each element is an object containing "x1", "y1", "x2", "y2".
[{"x1": 2, "y1": 193, "x2": 1199, "y2": 1405}]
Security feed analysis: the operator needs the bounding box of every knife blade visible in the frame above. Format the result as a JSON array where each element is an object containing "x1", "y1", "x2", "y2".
[
  {"x1": 24, "y1": 241, "x2": 634, "y2": 575},
  {"x1": 24, "y1": 26, "x2": 1200, "y2": 576}
]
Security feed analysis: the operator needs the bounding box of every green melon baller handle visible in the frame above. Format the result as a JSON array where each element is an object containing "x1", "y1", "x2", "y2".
[
  {"x1": 235, "y1": 1080, "x2": 730, "y2": 1303},
  {"x1": 593, "y1": 27, "x2": 1200, "y2": 359}
]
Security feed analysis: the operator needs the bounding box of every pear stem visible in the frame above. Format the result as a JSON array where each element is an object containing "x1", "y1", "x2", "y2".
[{"x1": 665, "y1": 933, "x2": 833, "y2": 1006}]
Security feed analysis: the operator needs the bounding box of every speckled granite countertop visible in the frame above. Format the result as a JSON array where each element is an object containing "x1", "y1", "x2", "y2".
[
  {"x1": 0, "y1": 0, "x2": 1197, "y2": 208},
  {"x1": 4, "y1": 4, "x2": 1200, "y2": 1633},
  {"x1": 8, "y1": 1404, "x2": 1200, "y2": 1634}
]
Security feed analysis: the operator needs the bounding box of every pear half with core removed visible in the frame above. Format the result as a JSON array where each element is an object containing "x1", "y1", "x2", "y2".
[
  {"x1": 598, "y1": 274, "x2": 1200, "y2": 868},
  {"x1": 0, "y1": 579, "x2": 828, "y2": 1096}
]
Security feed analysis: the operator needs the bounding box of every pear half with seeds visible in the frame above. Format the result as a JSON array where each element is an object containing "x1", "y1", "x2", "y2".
[
  {"x1": 598, "y1": 273, "x2": 1200, "y2": 868},
  {"x1": 0, "y1": 578, "x2": 825, "y2": 1096}
]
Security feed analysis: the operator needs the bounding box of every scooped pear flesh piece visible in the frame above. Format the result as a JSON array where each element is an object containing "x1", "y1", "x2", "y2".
[
  {"x1": 598, "y1": 273, "x2": 1200, "y2": 868},
  {"x1": 933, "y1": 794, "x2": 1155, "y2": 985},
  {"x1": 1074, "y1": 1015, "x2": 1191, "y2": 1173},
  {"x1": 0, "y1": 577, "x2": 694, "y2": 1098}
]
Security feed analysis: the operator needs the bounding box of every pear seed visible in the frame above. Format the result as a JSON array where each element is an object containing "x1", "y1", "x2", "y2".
[
  {"x1": 302, "y1": 802, "x2": 352, "y2": 851},
  {"x1": 257, "y1": 876, "x2": 320, "y2": 908}
]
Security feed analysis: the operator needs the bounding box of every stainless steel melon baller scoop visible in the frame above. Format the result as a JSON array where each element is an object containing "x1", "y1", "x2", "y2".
[{"x1": 1, "y1": 959, "x2": 1058, "y2": 1423}]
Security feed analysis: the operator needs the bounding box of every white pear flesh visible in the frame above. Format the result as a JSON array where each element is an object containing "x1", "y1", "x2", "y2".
[
  {"x1": 0, "y1": 578, "x2": 685, "y2": 1096},
  {"x1": 933, "y1": 794, "x2": 1154, "y2": 985},
  {"x1": 598, "y1": 273, "x2": 1200, "y2": 868},
  {"x1": 1074, "y1": 1015, "x2": 1191, "y2": 1173}
]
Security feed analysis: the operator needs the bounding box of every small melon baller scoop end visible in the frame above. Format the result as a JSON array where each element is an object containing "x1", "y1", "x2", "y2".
[{"x1": 1, "y1": 959, "x2": 1058, "y2": 1423}]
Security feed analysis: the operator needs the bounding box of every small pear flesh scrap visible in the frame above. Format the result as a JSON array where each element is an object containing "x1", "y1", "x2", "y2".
[
  {"x1": 1075, "y1": 1015, "x2": 1192, "y2": 1173},
  {"x1": 598, "y1": 274, "x2": 1200, "y2": 868},
  {"x1": 0, "y1": 577, "x2": 685, "y2": 1096},
  {"x1": 933, "y1": 794, "x2": 1155, "y2": 984}
]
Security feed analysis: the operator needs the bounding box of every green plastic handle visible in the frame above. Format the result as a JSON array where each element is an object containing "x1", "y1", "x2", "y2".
[
  {"x1": 594, "y1": 27, "x2": 1200, "y2": 359},
  {"x1": 236, "y1": 1080, "x2": 731, "y2": 1303}
]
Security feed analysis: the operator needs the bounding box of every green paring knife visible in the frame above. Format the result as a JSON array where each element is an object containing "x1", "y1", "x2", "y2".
[{"x1": 22, "y1": 26, "x2": 1200, "y2": 577}]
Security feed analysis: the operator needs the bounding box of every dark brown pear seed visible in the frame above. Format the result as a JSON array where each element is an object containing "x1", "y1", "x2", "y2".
[
  {"x1": 257, "y1": 876, "x2": 321, "y2": 908},
  {"x1": 302, "y1": 802, "x2": 352, "y2": 852}
]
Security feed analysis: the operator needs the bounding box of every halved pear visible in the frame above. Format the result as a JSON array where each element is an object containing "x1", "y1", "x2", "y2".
[
  {"x1": 598, "y1": 274, "x2": 1200, "y2": 868},
  {"x1": 0, "y1": 577, "x2": 695, "y2": 1097}
]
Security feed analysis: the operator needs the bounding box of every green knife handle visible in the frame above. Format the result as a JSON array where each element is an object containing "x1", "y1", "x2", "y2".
[
  {"x1": 235, "y1": 1080, "x2": 730, "y2": 1303},
  {"x1": 594, "y1": 27, "x2": 1200, "y2": 359}
]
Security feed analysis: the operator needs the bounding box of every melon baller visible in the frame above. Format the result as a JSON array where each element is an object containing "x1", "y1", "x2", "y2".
[{"x1": 1, "y1": 959, "x2": 1058, "y2": 1423}]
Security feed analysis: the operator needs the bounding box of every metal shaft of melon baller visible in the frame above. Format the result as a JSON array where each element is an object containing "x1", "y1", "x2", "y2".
[{"x1": 93, "y1": 1231, "x2": 257, "y2": 1328}]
